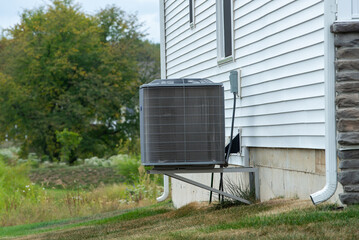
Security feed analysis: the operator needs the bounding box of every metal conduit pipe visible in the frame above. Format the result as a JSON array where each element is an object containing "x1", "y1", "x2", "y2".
[
  {"x1": 310, "y1": 0, "x2": 337, "y2": 205},
  {"x1": 157, "y1": 175, "x2": 169, "y2": 202}
]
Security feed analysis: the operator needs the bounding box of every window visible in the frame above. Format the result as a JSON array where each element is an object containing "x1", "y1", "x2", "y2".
[
  {"x1": 217, "y1": 0, "x2": 234, "y2": 64},
  {"x1": 338, "y1": 0, "x2": 359, "y2": 21},
  {"x1": 189, "y1": 0, "x2": 195, "y2": 28}
]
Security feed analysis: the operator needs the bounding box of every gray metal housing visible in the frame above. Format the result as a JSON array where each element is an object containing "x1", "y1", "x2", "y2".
[{"x1": 140, "y1": 79, "x2": 225, "y2": 167}]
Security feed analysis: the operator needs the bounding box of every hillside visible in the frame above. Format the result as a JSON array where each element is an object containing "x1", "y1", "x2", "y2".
[{"x1": 1, "y1": 199, "x2": 358, "y2": 239}]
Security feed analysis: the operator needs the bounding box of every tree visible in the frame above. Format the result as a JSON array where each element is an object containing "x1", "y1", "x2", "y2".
[{"x1": 0, "y1": 0, "x2": 158, "y2": 159}]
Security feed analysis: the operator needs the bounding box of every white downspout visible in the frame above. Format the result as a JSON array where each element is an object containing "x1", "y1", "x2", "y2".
[
  {"x1": 310, "y1": 0, "x2": 337, "y2": 205},
  {"x1": 156, "y1": 0, "x2": 169, "y2": 203},
  {"x1": 157, "y1": 175, "x2": 169, "y2": 202}
]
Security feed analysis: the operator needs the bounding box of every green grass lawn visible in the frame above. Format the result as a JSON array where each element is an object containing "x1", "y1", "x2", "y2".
[{"x1": 1, "y1": 199, "x2": 359, "y2": 240}]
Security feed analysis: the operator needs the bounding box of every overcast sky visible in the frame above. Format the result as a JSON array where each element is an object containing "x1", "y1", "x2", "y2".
[{"x1": 0, "y1": 0, "x2": 160, "y2": 43}]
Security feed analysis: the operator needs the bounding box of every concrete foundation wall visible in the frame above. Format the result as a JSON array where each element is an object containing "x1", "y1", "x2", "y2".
[{"x1": 171, "y1": 148, "x2": 343, "y2": 208}]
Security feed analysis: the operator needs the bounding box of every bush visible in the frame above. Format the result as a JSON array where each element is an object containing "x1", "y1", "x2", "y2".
[
  {"x1": 113, "y1": 154, "x2": 141, "y2": 184},
  {"x1": 56, "y1": 129, "x2": 82, "y2": 164},
  {"x1": 125, "y1": 166, "x2": 162, "y2": 202},
  {"x1": 83, "y1": 156, "x2": 112, "y2": 167},
  {"x1": 17, "y1": 152, "x2": 41, "y2": 168},
  {"x1": 0, "y1": 147, "x2": 20, "y2": 165}
]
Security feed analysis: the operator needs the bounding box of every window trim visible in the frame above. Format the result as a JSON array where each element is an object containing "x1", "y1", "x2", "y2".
[
  {"x1": 216, "y1": 0, "x2": 234, "y2": 65},
  {"x1": 189, "y1": 0, "x2": 195, "y2": 29}
]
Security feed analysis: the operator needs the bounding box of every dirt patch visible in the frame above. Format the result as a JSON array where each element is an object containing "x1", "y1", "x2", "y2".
[
  {"x1": 29, "y1": 166, "x2": 125, "y2": 189},
  {"x1": 255, "y1": 198, "x2": 313, "y2": 216}
]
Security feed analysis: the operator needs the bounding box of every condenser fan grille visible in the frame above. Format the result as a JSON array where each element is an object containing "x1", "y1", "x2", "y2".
[{"x1": 140, "y1": 79, "x2": 225, "y2": 167}]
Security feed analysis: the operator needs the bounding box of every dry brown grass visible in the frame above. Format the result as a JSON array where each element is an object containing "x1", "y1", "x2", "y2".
[{"x1": 9, "y1": 199, "x2": 359, "y2": 240}]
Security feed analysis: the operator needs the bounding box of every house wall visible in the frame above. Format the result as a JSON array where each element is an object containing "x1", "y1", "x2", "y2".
[
  {"x1": 163, "y1": 0, "x2": 326, "y2": 151},
  {"x1": 160, "y1": 0, "x2": 339, "y2": 207}
]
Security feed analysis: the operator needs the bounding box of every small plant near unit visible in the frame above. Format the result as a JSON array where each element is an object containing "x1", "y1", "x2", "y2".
[
  {"x1": 125, "y1": 165, "x2": 162, "y2": 203},
  {"x1": 215, "y1": 176, "x2": 256, "y2": 209}
]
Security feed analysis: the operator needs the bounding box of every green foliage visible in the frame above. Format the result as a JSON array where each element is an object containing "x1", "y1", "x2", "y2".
[
  {"x1": 0, "y1": 0, "x2": 159, "y2": 159},
  {"x1": 0, "y1": 157, "x2": 44, "y2": 214},
  {"x1": 83, "y1": 156, "x2": 111, "y2": 167},
  {"x1": 56, "y1": 129, "x2": 82, "y2": 163},
  {"x1": 125, "y1": 165, "x2": 162, "y2": 202},
  {"x1": 0, "y1": 147, "x2": 20, "y2": 165},
  {"x1": 114, "y1": 154, "x2": 141, "y2": 183}
]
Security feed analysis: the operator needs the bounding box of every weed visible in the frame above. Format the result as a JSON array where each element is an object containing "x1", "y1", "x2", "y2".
[
  {"x1": 125, "y1": 166, "x2": 162, "y2": 202},
  {"x1": 215, "y1": 176, "x2": 256, "y2": 209}
]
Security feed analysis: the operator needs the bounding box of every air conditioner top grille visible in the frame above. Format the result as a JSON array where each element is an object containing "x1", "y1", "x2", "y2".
[{"x1": 140, "y1": 78, "x2": 222, "y2": 88}]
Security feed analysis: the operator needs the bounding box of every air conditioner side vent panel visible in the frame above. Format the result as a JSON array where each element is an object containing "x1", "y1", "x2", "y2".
[{"x1": 140, "y1": 79, "x2": 225, "y2": 167}]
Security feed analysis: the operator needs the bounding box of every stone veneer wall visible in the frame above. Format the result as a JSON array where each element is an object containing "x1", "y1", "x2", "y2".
[{"x1": 332, "y1": 22, "x2": 359, "y2": 205}]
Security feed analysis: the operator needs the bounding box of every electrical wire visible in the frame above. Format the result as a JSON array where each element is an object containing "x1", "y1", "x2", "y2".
[{"x1": 218, "y1": 92, "x2": 237, "y2": 203}]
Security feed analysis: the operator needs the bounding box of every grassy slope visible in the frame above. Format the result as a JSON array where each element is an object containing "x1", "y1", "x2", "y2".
[{"x1": 1, "y1": 199, "x2": 359, "y2": 240}]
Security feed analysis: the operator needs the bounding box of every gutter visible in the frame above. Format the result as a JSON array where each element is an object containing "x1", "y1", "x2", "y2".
[
  {"x1": 157, "y1": 175, "x2": 169, "y2": 202},
  {"x1": 310, "y1": 0, "x2": 337, "y2": 205}
]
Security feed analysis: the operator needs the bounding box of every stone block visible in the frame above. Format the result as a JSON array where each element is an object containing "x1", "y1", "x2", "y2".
[
  {"x1": 337, "y1": 72, "x2": 359, "y2": 81},
  {"x1": 338, "y1": 170, "x2": 359, "y2": 185},
  {"x1": 338, "y1": 132, "x2": 359, "y2": 145},
  {"x1": 332, "y1": 22, "x2": 359, "y2": 33},
  {"x1": 338, "y1": 150, "x2": 359, "y2": 160},
  {"x1": 336, "y1": 81, "x2": 359, "y2": 93},
  {"x1": 336, "y1": 94, "x2": 359, "y2": 107},
  {"x1": 344, "y1": 185, "x2": 359, "y2": 192},
  {"x1": 339, "y1": 193, "x2": 359, "y2": 205},
  {"x1": 337, "y1": 119, "x2": 359, "y2": 132},
  {"x1": 337, "y1": 47, "x2": 359, "y2": 59},
  {"x1": 337, "y1": 108, "x2": 359, "y2": 119},
  {"x1": 335, "y1": 33, "x2": 359, "y2": 47},
  {"x1": 336, "y1": 60, "x2": 359, "y2": 72},
  {"x1": 339, "y1": 160, "x2": 359, "y2": 169}
]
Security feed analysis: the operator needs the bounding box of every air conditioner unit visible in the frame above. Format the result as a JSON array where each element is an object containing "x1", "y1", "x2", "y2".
[{"x1": 140, "y1": 79, "x2": 225, "y2": 168}]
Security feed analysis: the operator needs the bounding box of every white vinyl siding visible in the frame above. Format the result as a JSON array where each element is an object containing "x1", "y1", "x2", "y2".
[{"x1": 162, "y1": 0, "x2": 326, "y2": 149}]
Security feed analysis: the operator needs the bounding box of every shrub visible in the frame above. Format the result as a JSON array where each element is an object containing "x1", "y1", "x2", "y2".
[
  {"x1": 113, "y1": 154, "x2": 141, "y2": 183},
  {"x1": 56, "y1": 129, "x2": 82, "y2": 164},
  {"x1": 17, "y1": 153, "x2": 41, "y2": 168},
  {"x1": 125, "y1": 165, "x2": 162, "y2": 202},
  {"x1": 0, "y1": 147, "x2": 20, "y2": 165},
  {"x1": 83, "y1": 156, "x2": 112, "y2": 167}
]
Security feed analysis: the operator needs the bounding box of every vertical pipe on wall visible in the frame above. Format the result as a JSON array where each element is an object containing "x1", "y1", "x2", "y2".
[
  {"x1": 310, "y1": 0, "x2": 337, "y2": 205},
  {"x1": 157, "y1": 175, "x2": 169, "y2": 202}
]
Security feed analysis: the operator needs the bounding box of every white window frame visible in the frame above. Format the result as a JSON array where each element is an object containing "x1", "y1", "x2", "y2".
[
  {"x1": 338, "y1": 0, "x2": 359, "y2": 21},
  {"x1": 216, "y1": 0, "x2": 234, "y2": 65},
  {"x1": 189, "y1": 0, "x2": 195, "y2": 29}
]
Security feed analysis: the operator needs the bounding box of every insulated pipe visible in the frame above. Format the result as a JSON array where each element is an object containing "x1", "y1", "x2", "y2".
[
  {"x1": 310, "y1": 0, "x2": 337, "y2": 205},
  {"x1": 157, "y1": 175, "x2": 169, "y2": 202}
]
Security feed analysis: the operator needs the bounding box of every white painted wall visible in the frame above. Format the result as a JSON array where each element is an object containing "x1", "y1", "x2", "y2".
[{"x1": 162, "y1": 0, "x2": 326, "y2": 155}]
